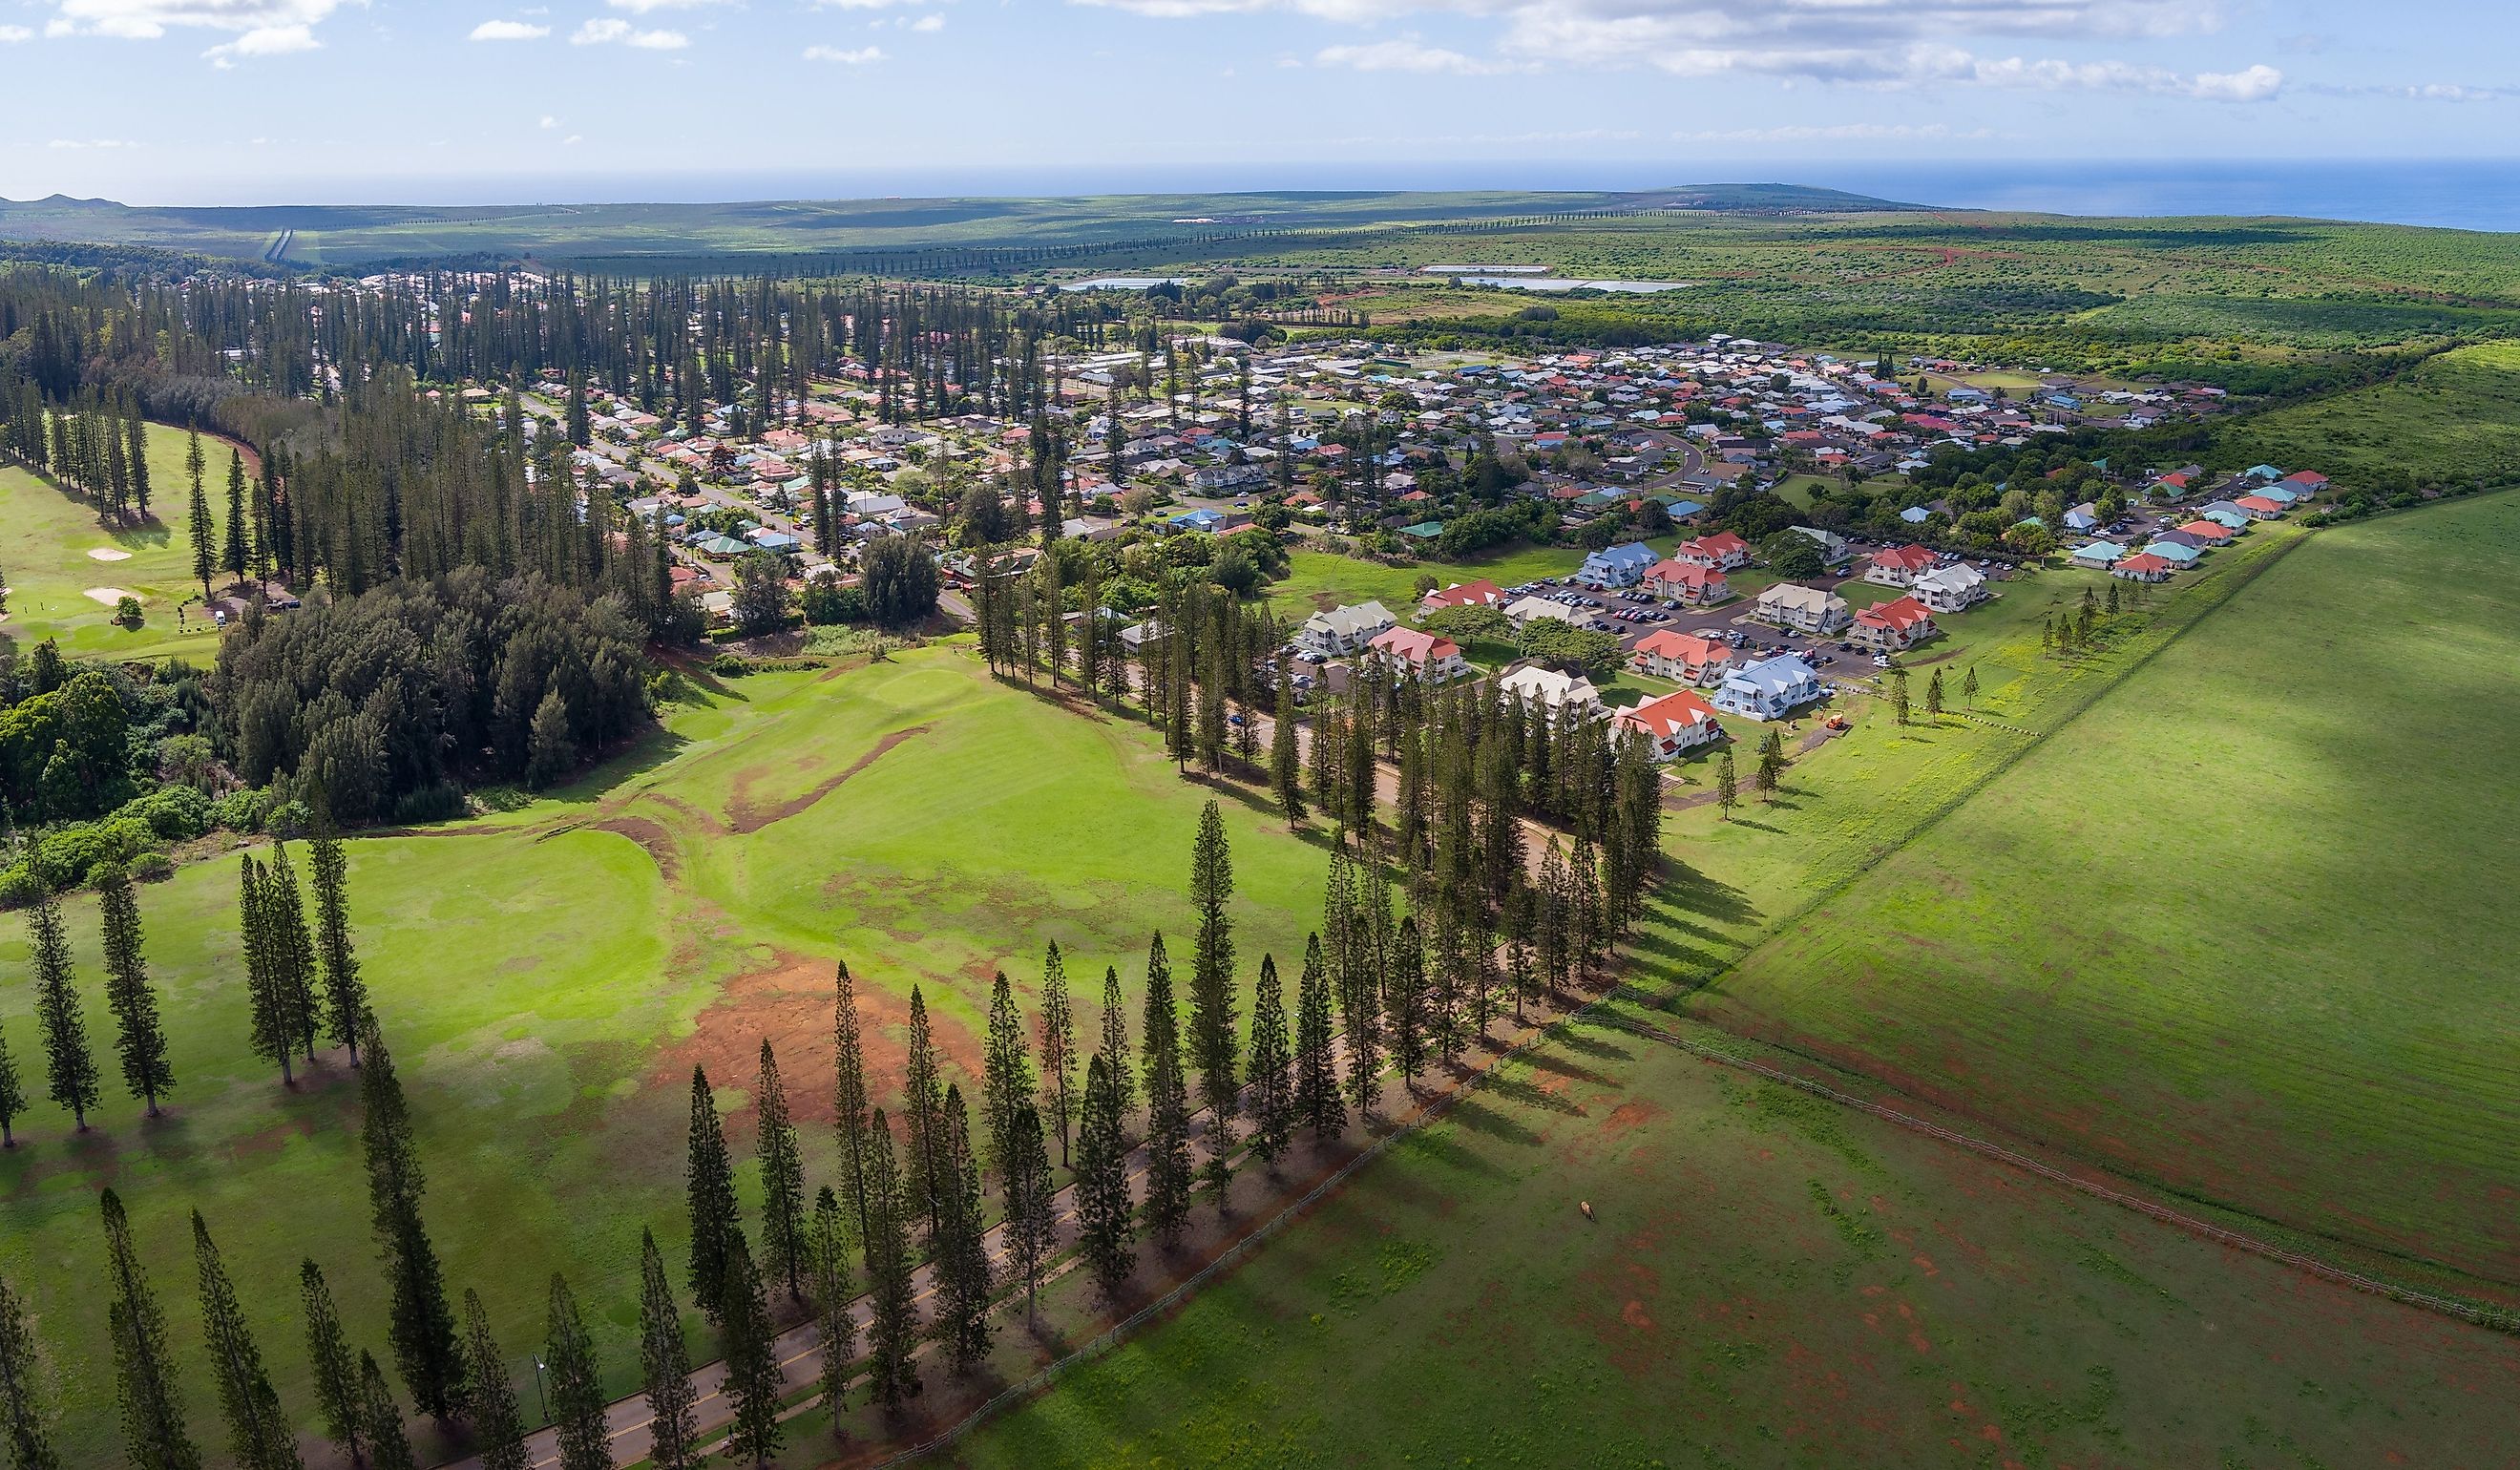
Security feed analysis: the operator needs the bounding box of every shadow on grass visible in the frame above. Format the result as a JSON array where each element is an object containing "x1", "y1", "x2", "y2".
[{"x1": 1473, "y1": 1072, "x2": 1584, "y2": 1120}]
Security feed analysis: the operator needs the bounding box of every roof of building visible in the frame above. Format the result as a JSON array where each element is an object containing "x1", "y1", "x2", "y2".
[
  {"x1": 1582, "y1": 541, "x2": 1660, "y2": 571},
  {"x1": 1723, "y1": 653, "x2": 1821, "y2": 694},
  {"x1": 1616, "y1": 689, "x2": 1721, "y2": 740},
  {"x1": 1645, "y1": 558, "x2": 1724, "y2": 587},
  {"x1": 1869, "y1": 543, "x2": 1938, "y2": 574},
  {"x1": 1854, "y1": 595, "x2": 1934, "y2": 632},
  {"x1": 1633, "y1": 630, "x2": 1731, "y2": 665},
  {"x1": 1757, "y1": 581, "x2": 1846, "y2": 613},
  {"x1": 1304, "y1": 600, "x2": 1397, "y2": 636},
  {"x1": 1369, "y1": 626, "x2": 1461, "y2": 664},
  {"x1": 1420, "y1": 578, "x2": 1505, "y2": 611},
  {"x1": 1499, "y1": 663, "x2": 1603, "y2": 709}
]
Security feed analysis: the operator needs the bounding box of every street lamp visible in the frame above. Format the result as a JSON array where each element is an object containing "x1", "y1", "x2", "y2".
[{"x1": 532, "y1": 1354, "x2": 551, "y2": 1427}]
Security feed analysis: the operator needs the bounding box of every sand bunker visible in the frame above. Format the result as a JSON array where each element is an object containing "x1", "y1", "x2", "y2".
[
  {"x1": 87, "y1": 547, "x2": 132, "y2": 562},
  {"x1": 84, "y1": 588, "x2": 132, "y2": 605}
]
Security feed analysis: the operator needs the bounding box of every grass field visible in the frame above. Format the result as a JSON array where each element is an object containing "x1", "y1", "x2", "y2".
[
  {"x1": 0, "y1": 648, "x2": 1332, "y2": 1464},
  {"x1": 2221, "y1": 338, "x2": 2520, "y2": 486},
  {"x1": 0, "y1": 423, "x2": 234, "y2": 662},
  {"x1": 1265, "y1": 541, "x2": 1595, "y2": 621},
  {"x1": 1701, "y1": 492, "x2": 2520, "y2": 1295},
  {"x1": 947, "y1": 1013, "x2": 2520, "y2": 1469}
]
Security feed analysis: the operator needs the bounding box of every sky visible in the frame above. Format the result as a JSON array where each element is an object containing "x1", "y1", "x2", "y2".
[{"x1": 0, "y1": 0, "x2": 2513, "y2": 205}]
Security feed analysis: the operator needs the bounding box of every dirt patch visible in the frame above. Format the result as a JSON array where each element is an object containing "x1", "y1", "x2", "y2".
[
  {"x1": 1601, "y1": 1100, "x2": 1665, "y2": 1141},
  {"x1": 83, "y1": 587, "x2": 132, "y2": 605},
  {"x1": 594, "y1": 814, "x2": 683, "y2": 883},
  {"x1": 647, "y1": 950, "x2": 989, "y2": 1129},
  {"x1": 725, "y1": 724, "x2": 931, "y2": 834},
  {"x1": 86, "y1": 547, "x2": 132, "y2": 562}
]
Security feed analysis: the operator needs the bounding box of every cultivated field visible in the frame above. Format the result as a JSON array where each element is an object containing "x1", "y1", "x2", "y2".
[
  {"x1": 948, "y1": 1013, "x2": 2520, "y2": 1469},
  {"x1": 0, "y1": 648, "x2": 1329, "y2": 1463},
  {"x1": 1703, "y1": 493, "x2": 2520, "y2": 1296}
]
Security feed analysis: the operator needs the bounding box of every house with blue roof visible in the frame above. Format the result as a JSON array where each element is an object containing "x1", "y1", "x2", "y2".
[
  {"x1": 2141, "y1": 540, "x2": 2203, "y2": 566},
  {"x1": 1712, "y1": 654, "x2": 1825, "y2": 722},
  {"x1": 1169, "y1": 508, "x2": 1228, "y2": 534},
  {"x1": 2070, "y1": 542, "x2": 2125, "y2": 569},
  {"x1": 2196, "y1": 503, "x2": 2252, "y2": 530},
  {"x1": 1576, "y1": 542, "x2": 1660, "y2": 589},
  {"x1": 2243, "y1": 464, "x2": 2285, "y2": 482}
]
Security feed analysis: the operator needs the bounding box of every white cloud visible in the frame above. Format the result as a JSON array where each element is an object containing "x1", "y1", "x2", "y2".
[
  {"x1": 804, "y1": 42, "x2": 886, "y2": 62},
  {"x1": 1673, "y1": 121, "x2": 1993, "y2": 143},
  {"x1": 49, "y1": 1, "x2": 346, "y2": 42},
  {"x1": 607, "y1": 0, "x2": 725, "y2": 10},
  {"x1": 1073, "y1": 0, "x2": 2278, "y2": 100},
  {"x1": 571, "y1": 15, "x2": 687, "y2": 47},
  {"x1": 1313, "y1": 36, "x2": 1515, "y2": 74},
  {"x1": 49, "y1": 136, "x2": 142, "y2": 148},
  {"x1": 563, "y1": 133, "x2": 583, "y2": 144},
  {"x1": 538, "y1": 114, "x2": 560, "y2": 128},
  {"x1": 910, "y1": 12, "x2": 942, "y2": 29},
  {"x1": 0, "y1": 24, "x2": 32, "y2": 40},
  {"x1": 469, "y1": 18, "x2": 551, "y2": 40},
  {"x1": 202, "y1": 21, "x2": 317, "y2": 65}
]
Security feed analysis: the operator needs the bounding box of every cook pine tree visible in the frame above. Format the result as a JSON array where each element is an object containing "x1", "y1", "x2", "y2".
[
  {"x1": 980, "y1": 972, "x2": 1037, "y2": 1194},
  {"x1": 26, "y1": 892, "x2": 100, "y2": 1131},
  {"x1": 1004, "y1": 1099, "x2": 1058, "y2": 1321},
  {"x1": 809, "y1": 1188, "x2": 854, "y2": 1428},
  {"x1": 1293, "y1": 934, "x2": 1343, "y2": 1142},
  {"x1": 0, "y1": 1025, "x2": 25, "y2": 1147},
  {"x1": 357, "y1": 1354, "x2": 417, "y2": 1470},
  {"x1": 637, "y1": 1231, "x2": 698, "y2": 1470},
  {"x1": 298, "y1": 1261, "x2": 363, "y2": 1465},
  {"x1": 95, "y1": 861, "x2": 176, "y2": 1116},
  {"x1": 861, "y1": 1109, "x2": 922, "y2": 1411},
  {"x1": 1186, "y1": 802, "x2": 1240, "y2": 1205},
  {"x1": 1074, "y1": 1054, "x2": 1136, "y2": 1300},
  {"x1": 101, "y1": 1188, "x2": 200, "y2": 1470},
  {"x1": 357, "y1": 1017, "x2": 465, "y2": 1420},
  {"x1": 193, "y1": 1212, "x2": 298, "y2": 1470},
  {"x1": 0, "y1": 1271, "x2": 60, "y2": 1470},
  {"x1": 933, "y1": 1085, "x2": 995, "y2": 1376},
  {"x1": 718, "y1": 1237, "x2": 783, "y2": 1466},
  {"x1": 683, "y1": 1065, "x2": 747, "y2": 1322},
  {"x1": 1097, "y1": 965, "x2": 1134, "y2": 1129},
  {"x1": 544, "y1": 1276, "x2": 610, "y2": 1470},
  {"x1": 754, "y1": 1041, "x2": 807, "y2": 1302},
  {"x1": 308, "y1": 818, "x2": 369, "y2": 1063},
  {"x1": 1037, "y1": 942, "x2": 1077, "y2": 1167},
  {"x1": 458, "y1": 1291, "x2": 528, "y2": 1470},
  {"x1": 1246, "y1": 953, "x2": 1293, "y2": 1168},
  {"x1": 832, "y1": 960, "x2": 873, "y2": 1244},
  {"x1": 185, "y1": 429, "x2": 215, "y2": 602},
  {"x1": 901, "y1": 986, "x2": 949, "y2": 1246},
  {"x1": 239, "y1": 858, "x2": 295, "y2": 1085},
  {"x1": 1140, "y1": 934, "x2": 1194, "y2": 1247}
]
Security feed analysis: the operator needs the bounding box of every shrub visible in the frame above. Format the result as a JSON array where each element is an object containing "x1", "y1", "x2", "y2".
[
  {"x1": 209, "y1": 787, "x2": 276, "y2": 832},
  {"x1": 0, "y1": 867, "x2": 42, "y2": 911},
  {"x1": 389, "y1": 781, "x2": 468, "y2": 826},
  {"x1": 129, "y1": 852, "x2": 175, "y2": 883}
]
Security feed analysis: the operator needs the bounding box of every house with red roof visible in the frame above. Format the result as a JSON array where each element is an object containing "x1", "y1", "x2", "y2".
[
  {"x1": 1672, "y1": 530, "x2": 1752, "y2": 570},
  {"x1": 1419, "y1": 579, "x2": 1506, "y2": 614},
  {"x1": 1629, "y1": 630, "x2": 1734, "y2": 685},
  {"x1": 2280, "y1": 470, "x2": 2330, "y2": 492},
  {"x1": 2231, "y1": 494, "x2": 2287, "y2": 520},
  {"x1": 2175, "y1": 518, "x2": 2237, "y2": 544},
  {"x1": 1863, "y1": 543, "x2": 1940, "y2": 588},
  {"x1": 1615, "y1": 689, "x2": 1726, "y2": 761},
  {"x1": 2111, "y1": 552, "x2": 2174, "y2": 582},
  {"x1": 1642, "y1": 559, "x2": 1732, "y2": 607},
  {"x1": 1849, "y1": 595, "x2": 1938, "y2": 653},
  {"x1": 1366, "y1": 626, "x2": 1469, "y2": 682}
]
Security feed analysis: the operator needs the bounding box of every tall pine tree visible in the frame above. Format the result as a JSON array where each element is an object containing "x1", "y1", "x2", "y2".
[
  {"x1": 901, "y1": 985, "x2": 948, "y2": 1248},
  {"x1": 860, "y1": 1110, "x2": 921, "y2": 1411},
  {"x1": 933, "y1": 1085, "x2": 994, "y2": 1376},
  {"x1": 980, "y1": 972, "x2": 1036, "y2": 1188},
  {"x1": 1294, "y1": 934, "x2": 1343, "y2": 1142},
  {"x1": 1140, "y1": 934, "x2": 1193, "y2": 1247},
  {"x1": 1186, "y1": 802, "x2": 1240, "y2": 1202},
  {"x1": 0, "y1": 1271, "x2": 60, "y2": 1470},
  {"x1": 1247, "y1": 953, "x2": 1293, "y2": 1168},
  {"x1": 1098, "y1": 965, "x2": 1134, "y2": 1130},
  {"x1": 357, "y1": 1017, "x2": 464, "y2": 1419},
  {"x1": 95, "y1": 862, "x2": 175, "y2": 1116},
  {"x1": 308, "y1": 819, "x2": 368, "y2": 1063},
  {"x1": 809, "y1": 1188, "x2": 853, "y2": 1428},
  {"x1": 831, "y1": 960, "x2": 872, "y2": 1246},
  {"x1": 754, "y1": 1041, "x2": 806, "y2": 1303},
  {"x1": 0, "y1": 1025, "x2": 24, "y2": 1147},
  {"x1": 25, "y1": 893, "x2": 98, "y2": 1131},
  {"x1": 717, "y1": 1236, "x2": 783, "y2": 1466},
  {"x1": 1074, "y1": 1054, "x2": 1136, "y2": 1300},
  {"x1": 1037, "y1": 942, "x2": 1076, "y2": 1168},
  {"x1": 101, "y1": 1189, "x2": 199, "y2": 1470},
  {"x1": 682, "y1": 1066, "x2": 746, "y2": 1322},
  {"x1": 458, "y1": 1291, "x2": 527, "y2": 1470},
  {"x1": 544, "y1": 1275, "x2": 610, "y2": 1470},
  {"x1": 298, "y1": 1261, "x2": 362, "y2": 1466},
  {"x1": 193, "y1": 1212, "x2": 299, "y2": 1470},
  {"x1": 1004, "y1": 1099, "x2": 1057, "y2": 1321},
  {"x1": 356, "y1": 1354, "x2": 415, "y2": 1470},
  {"x1": 636, "y1": 1231, "x2": 697, "y2": 1470}
]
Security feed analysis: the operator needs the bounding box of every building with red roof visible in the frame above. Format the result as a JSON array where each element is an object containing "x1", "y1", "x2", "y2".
[
  {"x1": 2232, "y1": 494, "x2": 2287, "y2": 520},
  {"x1": 1672, "y1": 530, "x2": 1752, "y2": 570},
  {"x1": 1629, "y1": 630, "x2": 1734, "y2": 685},
  {"x1": 1849, "y1": 595, "x2": 1938, "y2": 652},
  {"x1": 1863, "y1": 543, "x2": 1940, "y2": 588},
  {"x1": 1614, "y1": 689, "x2": 1726, "y2": 761},
  {"x1": 1642, "y1": 559, "x2": 1732, "y2": 606},
  {"x1": 1418, "y1": 579, "x2": 1506, "y2": 614},
  {"x1": 2111, "y1": 552, "x2": 2174, "y2": 582},
  {"x1": 1366, "y1": 626, "x2": 1469, "y2": 682},
  {"x1": 2175, "y1": 518, "x2": 2236, "y2": 543}
]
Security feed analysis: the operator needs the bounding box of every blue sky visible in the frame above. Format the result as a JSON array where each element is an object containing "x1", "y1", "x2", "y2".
[{"x1": 0, "y1": 0, "x2": 2511, "y2": 204}]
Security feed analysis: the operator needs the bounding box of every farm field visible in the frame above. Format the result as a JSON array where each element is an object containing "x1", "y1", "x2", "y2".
[
  {"x1": 1703, "y1": 492, "x2": 2520, "y2": 1296},
  {"x1": 0, "y1": 422, "x2": 235, "y2": 662},
  {"x1": 949, "y1": 1012, "x2": 2520, "y2": 1470},
  {"x1": 0, "y1": 648, "x2": 1331, "y2": 1464}
]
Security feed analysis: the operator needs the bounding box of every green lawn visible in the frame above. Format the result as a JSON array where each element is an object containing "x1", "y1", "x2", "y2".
[
  {"x1": 0, "y1": 647, "x2": 1331, "y2": 1464},
  {"x1": 0, "y1": 423, "x2": 234, "y2": 662},
  {"x1": 949, "y1": 1014, "x2": 2520, "y2": 1469},
  {"x1": 1702, "y1": 493, "x2": 2520, "y2": 1295},
  {"x1": 2222, "y1": 338, "x2": 2520, "y2": 487},
  {"x1": 1267, "y1": 542, "x2": 1593, "y2": 622}
]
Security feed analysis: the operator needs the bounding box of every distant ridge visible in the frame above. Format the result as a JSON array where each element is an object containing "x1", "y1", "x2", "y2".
[{"x1": 0, "y1": 181, "x2": 1925, "y2": 270}]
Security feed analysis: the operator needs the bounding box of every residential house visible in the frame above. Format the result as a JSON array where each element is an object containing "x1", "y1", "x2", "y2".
[
  {"x1": 2062, "y1": 502, "x2": 2101, "y2": 533},
  {"x1": 1642, "y1": 558, "x2": 1732, "y2": 606},
  {"x1": 1615, "y1": 689, "x2": 1726, "y2": 760},
  {"x1": 2140, "y1": 540, "x2": 2203, "y2": 568},
  {"x1": 1297, "y1": 600, "x2": 1398, "y2": 658},
  {"x1": 1499, "y1": 663, "x2": 1605, "y2": 716},
  {"x1": 1790, "y1": 525, "x2": 1855, "y2": 567},
  {"x1": 1712, "y1": 654, "x2": 1825, "y2": 721},
  {"x1": 1575, "y1": 541, "x2": 1660, "y2": 589},
  {"x1": 2232, "y1": 494, "x2": 2287, "y2": 520},
  {"x1": 2174, "y1": 518, "x2": 2237, "y2": 545},
  {"x1": 1863, "y1": 543, "x2": 1940, "y2": 587},
  {"x1": 1503, "y1": 596, "x2": 1588, "y2": 627},
  {"x1": 1849, "y1": 596, "x2": 1937, "y2": 652},
  {"x1": 1629, "y1": 630, "x2": 1733, "y2": 685},
  {"x1": 1672, "y1": 531, "x2": 1753, "y2": 570},
  {"x1": 2070, "y1": 541, "x2": 2126, "y2": 570},
  {"x1": 2195, "y1": 502, "x2": 2252, "y2": 530},
  {"x1": 1367, "y1": 626, "x2": 1470, "y2": 682},
  {"x1": 1912, "y1": 563, "x2": 1989, "y2": 613},
  {"x1": 2111, "y1": 552, "x2": 2175, "y2": 582},
  {"x1": 1420, "y1": 579, "x2": 1507, "y2": 614},
  {"x1": 1754, "y1": 581, "x2": 1852, "y2": 636}
]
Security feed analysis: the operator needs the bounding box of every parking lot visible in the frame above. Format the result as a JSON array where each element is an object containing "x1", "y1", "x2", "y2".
[{"x1": 1509, "y1": 575, "x2": 1885, "y2": 676}]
